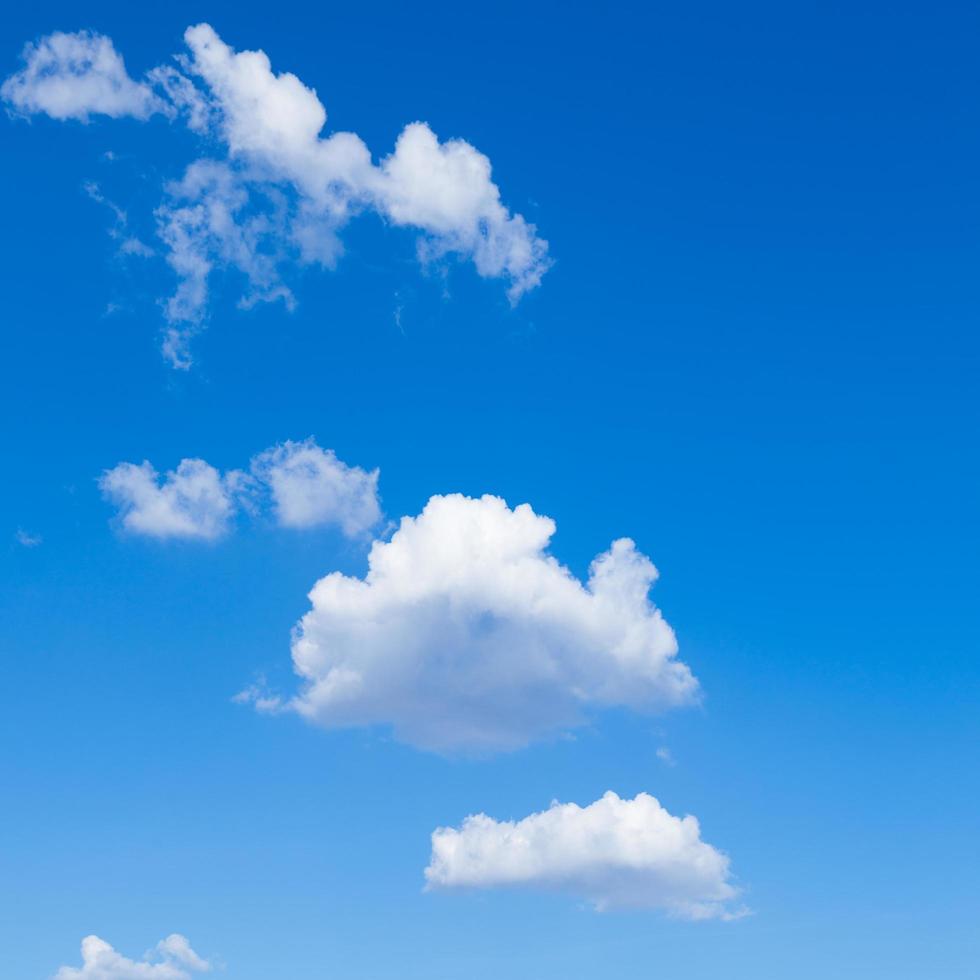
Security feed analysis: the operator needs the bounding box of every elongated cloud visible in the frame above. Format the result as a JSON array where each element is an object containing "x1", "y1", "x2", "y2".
[
  {"x1": 426, "y1": 791, "x2": 744, "y2": 919},
  {"x1": 2, "y1": 31, "x2": 162, "y2": 122},
  {"x1": 100, "y1": 438, "x2": 379, "y2": 540},
  {"x1": 54, "y1": 933, "x2": 210, "y2": 979},
  {"x1": 4, "y1": 25, "x2": 550, "y2": 366},
  {"x1": 263, "y1": 493, "x2": 697, "y2": 752}
]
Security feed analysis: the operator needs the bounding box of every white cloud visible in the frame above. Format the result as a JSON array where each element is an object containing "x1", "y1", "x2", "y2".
[
  {"x1": 155, "y1": 160, "x2": 295, "y2": 367},
  {"x1": 119, "y1": 236, "x2": 155, "y2": 258},
  {"x1": 379, "y1": 123, "x2": 549, "y2": 301},
  {"x1": 268, "y1": 493, "x2": 697, "y2": 752},
  {"x1": 99, "y1": 459, "x2": 237, "y2": 540},
  {"x1": 3, "y1": 24, "x2": 550, "y2": 366},
  {"x1": 426, "y1": 791, "x2": 744, "y2": 919},
  {"x1": 178, "y1": 24, "x2": 549, "y2": 298},
  {"x1": 54, "y1": 933, "x2": 210, "y2": 979},
  {"x1": 15, "y1": 528, "x2": 42, "y2": 547},
  {"x1": 250, "y1": 439, "x2": 381, "y2": 535},
  {"x1": 2, "y1": 31, "x2": 162, "y2": 122},
  {"x1": 179, "y1": 23, "x2": 368, "y2": 202},
  {"x1": 145, "y1": 64, "x2": 213, "y2": 134},
  {"x1": 100, "y1": 440, "x2": 380, "y2": 540},
  {"x1": 85, "y1": 181, "x2": 156, "y2": 260}
]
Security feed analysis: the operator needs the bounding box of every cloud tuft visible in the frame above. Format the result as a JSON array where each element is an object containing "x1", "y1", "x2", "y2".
[
  {"x1": 2, "y1": 31, "x2": 162, "y2": 122},
  {"x1": 99, "y1": 458, "x2": 237, "y2": 540},
  {"x1": 15, "y1": 528, "x2": 42, "y2": 547},
  {"x1": 54, "y1": 932, "x2": 210, "y2": 979},
  {"x1": 100, "y1": 439, "x2": 379, "y2": 541}
]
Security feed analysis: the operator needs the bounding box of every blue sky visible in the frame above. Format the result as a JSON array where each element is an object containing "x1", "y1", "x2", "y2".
[{"x1": 2, "y1": 1, "x2": 979, "y2": 977}]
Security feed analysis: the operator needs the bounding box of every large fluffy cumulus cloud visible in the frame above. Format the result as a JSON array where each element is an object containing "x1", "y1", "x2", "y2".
[
  {"x1": 3, "y1": 24, "x2": 550, "y2": 366},
  {"x1": 426, "y1": 791, "x2": 744, "y2": 920},
  {"x1": 270, "y1": 493, "x2": 697, "y2": 752},
  {"x1": 54, "y1": 933, "x2": 210, "y2": 979}
]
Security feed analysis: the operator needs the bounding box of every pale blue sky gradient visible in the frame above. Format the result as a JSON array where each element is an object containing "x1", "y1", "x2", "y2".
[{"x1": 2, "y1": 2, "x2": 978, "y2": 976}]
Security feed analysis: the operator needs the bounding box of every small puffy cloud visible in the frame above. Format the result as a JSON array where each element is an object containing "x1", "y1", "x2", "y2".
[
  {"x1": 145, "y1": 64, "x2": 213, "y2": 134},
  {"x1": 426, "y1": 791, "x2": 744, "y2": 919},
  {"x1": 4, "y1": 24, "x2": 550, "y2": 365},
  {"x1": 250, "y1": 439, "x2": 381, "y2": 535},
  {"x1": 275, "y1": 493, "x2": 697, "y2": 752},
  {"x1": 100, "y1": 439, "x2": 379, "y2": 540},
  {"x1": 2, "y1": 31, "x2": 162, "y2": 122},
  {"x1": 379, "y1": 123, "x2": 550, "y2": 301},
  {"x1": 54, "y1": 933, "x2": 210, "y2": 979},
  {"x1": 15, "y1": 528, "x2": 42, "y2": 547},
  {"x1": 179, "y1": 23, "x2": 369, "y2": 201},
  {"x1": 99, "y1": 459, "x2": 237, "y2": 540}
]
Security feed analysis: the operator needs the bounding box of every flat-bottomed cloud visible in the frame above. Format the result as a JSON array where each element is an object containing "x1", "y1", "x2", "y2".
[
  {"x1": 256, "y1": 493, "x2": 698, "y2": 752},
  {"x1": 426, "y1": 791, "x2": 744, "y2": 919}
]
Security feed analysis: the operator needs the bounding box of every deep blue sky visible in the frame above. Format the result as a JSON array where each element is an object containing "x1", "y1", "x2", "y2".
[{"x1": 2, "y1": 1, "x2": 979, "y2": 977}]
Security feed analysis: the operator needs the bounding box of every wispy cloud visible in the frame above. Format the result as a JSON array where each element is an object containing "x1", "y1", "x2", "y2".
[
  {"x1": 84, "y1": 180, "x2": 155, "y2": 259},
  {"x1": 4, "y1": 25, "x2": 550, "y2": 367},
  {"x1": 14, "y1": 528, "x2": 42, "y2": 547}
]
